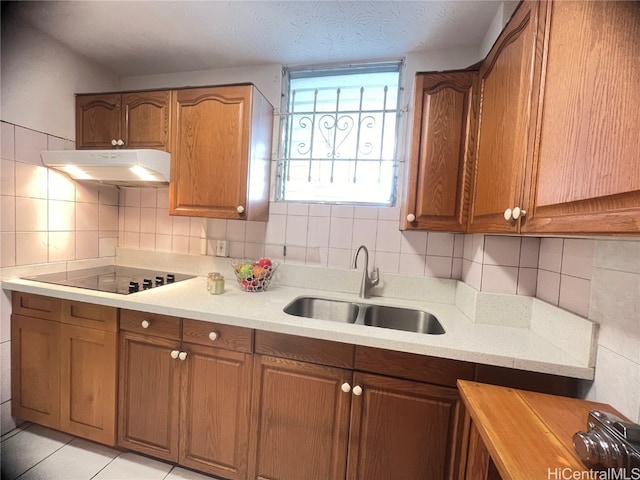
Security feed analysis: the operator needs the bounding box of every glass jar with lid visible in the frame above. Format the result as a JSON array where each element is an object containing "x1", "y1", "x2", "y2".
[{"x1": 207, "y1": 272, "x2": 225, "y2": 295}]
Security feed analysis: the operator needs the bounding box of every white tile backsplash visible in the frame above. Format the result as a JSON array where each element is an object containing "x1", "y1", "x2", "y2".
[
  {"x1": 1, "y1": 196, "x2": 15, "y2": 232},
  {"x1": 15, "y1": 163, "x2": 48, "y2": 199},
  {"x1": 1, "y1": 159, "x2": 15, "y2": 196},
  {"x1": 15, "y1": 197, "x2": 47, "y2": 232},
  {"x1": 482, "y1": 235, "x2": 521, "y2": 266},
  {"x1": 375, "y1": 220, "x2": 401, "y2": 252},
  {"x1": 426, "y1": 232, "x2": 455, "y2": 257},
  {"x1": 15, "y1": 126, "x2": 47, "y2": 166},
  {"x1": 285, "y1": 215, "x2": 308, "y2": 246},
  {"x1": 329, "y1": 217, "x2": 353, "y2": 249},
  {"x1": 538, "y1": 237, "x2": 563, "y2": 272},
  {"x1": 47, "y1": 169, "x2": 75, "y2": 202},
  {"x1": 1, "y1": 122, "x2": 15, "y2": 161},
  {"x1": 561, "y1": 238, "x2": 595, "y2": 280},
  {"x1": 48, "y1": 200, "x2": 75, "y2": 231},
  {"x1": 559, "y1": 275, "x2": 591, "y2": 318}
]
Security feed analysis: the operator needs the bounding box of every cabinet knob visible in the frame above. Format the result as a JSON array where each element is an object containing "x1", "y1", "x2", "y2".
[
  {"x1": 178, "y1": 351, "x2": 188, "y2": 361},
  {"x1": 111, "y1": 139, "x2": 117, "y2": 146},
  {"x1": 116, "y1": 139, "x2": 125, "y2": 146},
  {"x1": 141, "y1": 320, "x2": 150, "y2": 329},
  {"x1": 503, "y1": 208, "x2": 513, "y2": 221},
  {"x1": 341, "y1": 382, "x2": 351, "y2": 393},
  {"x1": 406, "y1": 213, "x2": 416, "y2": 223},
  {"x1": 208, "y1": 332, "x2": 219, "y2": 341},
  {"x1": 512, "y1": 207, "x2": 526, "y2": 219},
  {"x1": 237, "y1": 206, "x2": 245, "y2": 215},
  {"x1": 352, "y1": 385, "x2": 363, "y2": 396},
  {"x1": 170, "y1": 349, "x2": 180, "y2": 359}
]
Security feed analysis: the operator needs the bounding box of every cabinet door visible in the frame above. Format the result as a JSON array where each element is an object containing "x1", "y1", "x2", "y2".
[
  {"x1": 179, "y1": 343, "x2": 252, "y2": 480},
  {"x1": 118, "y1": 331, "x2": 181, "y2": 462},
  {"x1": 170, "y1": 85, "x2": 252, "y2": 219},
  {"x1": 468, "y1": 1, "x2": 543, "y2": 233},
  {"x1": 346, "y1": 372, "x2": 464, "y2": 480},
  {"x1": 10, "y1": 314, "x2": 61, "y2": 429},
  {"x1": 122, "y1": 91, "x2": 172, "y2": 151},
  {"x1": 60, "y1": 324, "x2": 117, "y2": 446},
  {"x1": 248, "y1": 355, "x2": 352, "y2": 480},
  {"x1": 402, "y1": 70, "x2": 478, "y2": 231},
  {"x1": 76, "y1": 93, "x2": 121, "y2": 149},
  {"x1": 523, "y1": 1, "x2": 640, "y2": 234}
]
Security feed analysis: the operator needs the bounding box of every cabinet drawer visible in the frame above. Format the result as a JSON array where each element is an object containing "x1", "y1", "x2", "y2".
[
  {"x1": 120, "y1": 309, "x2": 181, "y2": 340},
  {"x1": 355, "y1": 346, "x2": 475, "y2": 388},
  {"x1": 12, "y1": 292, "x2": 61, "y2": 321},
  {"x1": 61, "y1": 300, "x2": 118, "y2": 332},
  {"x1": 255, "y1": 330, "x2": 354, "y2": 368},
  {"x1": 182, "y1": 319, "x2": 253, "y2": 353}
]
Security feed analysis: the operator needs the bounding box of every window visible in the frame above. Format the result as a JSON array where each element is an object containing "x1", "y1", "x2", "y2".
[{"x1": 277, "y1": 63, "x2": 402, "y2": 205}]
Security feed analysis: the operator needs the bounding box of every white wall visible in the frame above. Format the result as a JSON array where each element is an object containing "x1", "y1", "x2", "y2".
[{"x1": 0, "y1": 16, "x2": 119, "y2": 140}]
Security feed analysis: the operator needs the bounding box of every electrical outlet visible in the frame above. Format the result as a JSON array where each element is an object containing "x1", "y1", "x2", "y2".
[{"x1": 215, "y1": 240, "x2": 228, "y2": 257}]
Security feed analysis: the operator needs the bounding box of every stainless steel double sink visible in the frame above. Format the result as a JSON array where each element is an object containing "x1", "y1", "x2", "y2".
[{"x1": 283, "y1": 296, "x2": 445, "y2": 335}]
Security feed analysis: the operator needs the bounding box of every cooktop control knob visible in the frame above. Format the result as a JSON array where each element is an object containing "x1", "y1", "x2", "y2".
[
  {"x1": 142, "y1": 279, "x2": 152, "y2": 290},
  {"x1": 128, "y1": 281, "x2": 140, "y2": 293},
  {"x1": 167, "y1": 274, "x2": 176, "y2": 283},
  {"x1": 155, "y1": 276, "x2": 165, "y2": 286}
]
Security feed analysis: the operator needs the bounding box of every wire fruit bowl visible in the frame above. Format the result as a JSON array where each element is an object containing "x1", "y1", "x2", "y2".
[{"x1": 230, "y1": 258, "x2": 279, "y2": 292}]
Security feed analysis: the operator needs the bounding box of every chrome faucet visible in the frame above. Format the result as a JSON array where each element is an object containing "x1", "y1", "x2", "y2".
[{"x1": 353, "y1": 245, "x2": 379, "y2": 299}]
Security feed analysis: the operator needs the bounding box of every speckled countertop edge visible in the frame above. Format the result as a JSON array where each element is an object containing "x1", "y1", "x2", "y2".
[{"x1": 2, "y1": 272, "x2": 596, "y2": 380}]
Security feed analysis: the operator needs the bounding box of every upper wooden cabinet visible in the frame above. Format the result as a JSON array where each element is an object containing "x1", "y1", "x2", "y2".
[
  {"x1": 76, "y1": 91, "x2": 172, "y2": 151},
  {"x1": 522, "y1": 1, "x2": 640, "y2": 234},
  {"x1": 469, "y1": 0, "x2": 640, "y2": 235},
  {"x1": 402, "y1": 70, "x2": 478, "y2": 231},
  {"x1": 169, "y1": 84, "x2": 273, "y2": 220},
  {"x1": 467, "y1": 1, "x2": 543, "y2": 234}
]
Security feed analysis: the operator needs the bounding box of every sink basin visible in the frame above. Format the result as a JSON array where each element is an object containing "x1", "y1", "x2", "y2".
[
  {"x1": 283, "y1": 296, "x2": 445, "y2": 334},
  {"x1": 363, "y1": 304, "x2": 445, "y2": 335},
  {"x1": 283, "y1": 296, "x2": 360, "y2": 323}
]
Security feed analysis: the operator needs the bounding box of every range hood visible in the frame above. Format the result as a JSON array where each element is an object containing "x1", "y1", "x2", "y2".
[{"x1": 41, "y1": 149, "x2": 171, "y2": 187}]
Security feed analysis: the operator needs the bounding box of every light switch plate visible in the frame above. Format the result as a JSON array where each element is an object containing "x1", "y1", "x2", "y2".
[{"x1": 216, "y1": 240, "x2": 228, "y2": 257}]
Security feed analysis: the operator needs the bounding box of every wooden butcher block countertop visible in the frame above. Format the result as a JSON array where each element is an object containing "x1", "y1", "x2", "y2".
[{"x1": 458, "y1": 380, "x2": 625, "y2": 480}]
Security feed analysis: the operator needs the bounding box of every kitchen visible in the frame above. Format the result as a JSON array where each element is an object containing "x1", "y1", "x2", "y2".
[{"x1": 1, "y1": 1, "x2": 639, "y2": 479}]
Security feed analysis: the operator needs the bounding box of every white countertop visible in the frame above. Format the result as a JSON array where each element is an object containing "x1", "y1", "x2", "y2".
[{"x1": 2, "y1": 263, "x2": 596, "y2": 380}]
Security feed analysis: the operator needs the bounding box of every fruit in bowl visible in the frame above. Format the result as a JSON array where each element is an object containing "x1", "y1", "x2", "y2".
[{"x1": 231, "y1": 258, "x2": 279, "y2": 292}]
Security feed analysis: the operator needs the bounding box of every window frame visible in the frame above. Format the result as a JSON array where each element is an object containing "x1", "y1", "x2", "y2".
[{"x1": 275, "y1": 61, "x2": 404, "y2": 207}]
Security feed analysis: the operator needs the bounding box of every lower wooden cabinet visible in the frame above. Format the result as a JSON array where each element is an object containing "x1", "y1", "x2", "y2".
[
  {"x1": 346, "y1": 372, "x2": 463, "y2": 480},
  {"x1": 60, "y1": 324, "x2": 117, "y2": 445},
  {"x1": 118, "y1": 313, "x2": 253, "y2": 480},
  {"x1": 11, "y1": 314, "x2": 61, "y2": 429},
  {"x1": 248, "y1": 355, "x2": 352, "y2": 480},
  {"x1": 180, "y1": 343, "x2": 252, "y2": 480},
  {"x1": 118, "y1": 331, "x2": 181, "y2": 460},
  {"x1": 248, "y1": 335, "x2": 466, "y2": 480},
  {"x1": 10, "y1": 293, "x2": 118, "y2": 446}
]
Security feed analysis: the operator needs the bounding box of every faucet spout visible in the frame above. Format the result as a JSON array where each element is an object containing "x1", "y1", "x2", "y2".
[{"x1": 353, "y1": 245, "x2": 379, "y2": 299}]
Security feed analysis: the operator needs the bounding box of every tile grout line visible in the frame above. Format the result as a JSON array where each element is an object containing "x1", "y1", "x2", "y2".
[{"x1": 13, "y1": 424, "x2": 76, "y2": 480}]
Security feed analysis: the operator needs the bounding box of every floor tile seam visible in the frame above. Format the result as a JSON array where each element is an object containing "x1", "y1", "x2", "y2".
[
  {"x1": 13, "y1": 426, "x2": 75, "y2": 480},
  {"x1": 89, "y1": 449, "x2": 126, "y2": 479}
]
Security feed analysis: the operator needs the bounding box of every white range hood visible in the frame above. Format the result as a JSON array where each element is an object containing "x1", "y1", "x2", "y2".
[{"x1": 41, "y1": 149, "x2": 171, "y2": 187}]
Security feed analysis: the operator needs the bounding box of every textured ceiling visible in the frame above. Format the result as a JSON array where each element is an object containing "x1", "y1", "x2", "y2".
[{"x1": 3, "y1": 1, "x2": 501, "y2": 77}]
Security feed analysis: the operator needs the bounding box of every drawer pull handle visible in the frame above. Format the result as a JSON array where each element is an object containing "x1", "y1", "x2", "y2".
[
  {"x1": 170, "y1": 350, "x2": 179, "y2": 359},
  {"x1": 141, "y1": 320, "x2": 150, "y2": 329},
  {"x1": 209, "y1": 332, "x2": 219, "y2": 341},
  {"x1": 178, "y1": 351, "x2": 188, "y2": 361},
  {"x1": 352, "y1": 385, "x2": 363, "y2": 396},
  {"x1": 341, "y1": 382, "x2": 351, "y2": 393}
]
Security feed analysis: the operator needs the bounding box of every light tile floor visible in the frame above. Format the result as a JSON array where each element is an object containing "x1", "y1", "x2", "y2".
[{"x1": 1, "y1": 423, "x2": 223, "y2": 480}]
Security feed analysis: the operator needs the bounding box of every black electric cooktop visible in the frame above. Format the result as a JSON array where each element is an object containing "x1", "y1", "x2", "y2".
[{"x1": 25, "y1": 266, "x2": 195, "y2": 295}]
